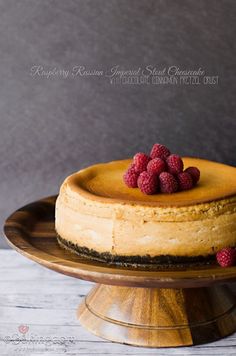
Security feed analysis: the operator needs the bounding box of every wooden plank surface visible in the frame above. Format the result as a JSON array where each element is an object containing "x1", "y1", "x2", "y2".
[{"x1": 0, "y1": 250, "x2": 236, "y2": 355}]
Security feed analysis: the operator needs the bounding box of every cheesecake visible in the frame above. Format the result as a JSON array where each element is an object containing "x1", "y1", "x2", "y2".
[{"x1": 55, "y1": 158, "x2": 236, "y2": 264}]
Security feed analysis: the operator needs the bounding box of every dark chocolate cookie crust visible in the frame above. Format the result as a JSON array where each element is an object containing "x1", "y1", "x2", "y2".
[{"x1": 56, "y1": 234, "x2": 214, "y2": 267}]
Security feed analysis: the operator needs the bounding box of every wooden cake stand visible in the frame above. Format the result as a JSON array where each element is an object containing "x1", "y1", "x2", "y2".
[{"x1": 4, "y1": 196, "x2": 236, "y2": 348}]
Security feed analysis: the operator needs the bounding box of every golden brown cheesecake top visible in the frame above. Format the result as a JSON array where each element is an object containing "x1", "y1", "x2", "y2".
[{"x1": 63, "y1": 157, "x2": 236, "y2": 207}]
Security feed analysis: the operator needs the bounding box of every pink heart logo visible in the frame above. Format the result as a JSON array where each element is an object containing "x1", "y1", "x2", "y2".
[{"x1": 18, "y1": 325, "x2": 29, "y2": 334}]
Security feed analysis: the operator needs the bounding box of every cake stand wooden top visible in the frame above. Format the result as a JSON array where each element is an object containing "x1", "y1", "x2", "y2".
[{"x1": 4, "y1": 196, "x2": 236, "y2": 288}]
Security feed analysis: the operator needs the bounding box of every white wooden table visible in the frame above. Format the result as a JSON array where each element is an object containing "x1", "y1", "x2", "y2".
[{"x1": 1, "y1": 250, "x2": 236, "y2": 356}]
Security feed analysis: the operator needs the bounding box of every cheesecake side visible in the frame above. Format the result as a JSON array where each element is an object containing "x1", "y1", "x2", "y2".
[{"x1": 55, "y1": 158, "x2": 236, "y2": 264}]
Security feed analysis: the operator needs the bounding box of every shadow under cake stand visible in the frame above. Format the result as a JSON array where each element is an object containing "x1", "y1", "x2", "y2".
[{"x1": 4, "y1": 196, "x2": 236, "y2": 348}]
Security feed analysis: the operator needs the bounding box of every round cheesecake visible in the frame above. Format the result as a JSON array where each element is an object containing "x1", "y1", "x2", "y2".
[{"x1": 55, "y1": 158, "x2": 236, "y2": 264}]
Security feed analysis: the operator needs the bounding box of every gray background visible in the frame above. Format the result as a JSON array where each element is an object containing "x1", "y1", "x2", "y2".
[{"x1": 1, "y1": 0, "x2": 235, "y2": 247}]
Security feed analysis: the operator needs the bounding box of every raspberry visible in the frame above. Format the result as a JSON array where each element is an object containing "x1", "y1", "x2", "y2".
[
  {"x1": 159, "y1": 172, "x2": 178, "y2": 194},
  {"x1": 150, "y1": 143, "x2": 170, "y2": 160},
  {"x1": 127, "y1": 162, "x2": 135, "y2": 170},
  {"x1": 133, "y1": 153, "x2": 150, "y2": 173},
  {"x1": 185, "y1": 166, "x2": 200, "y2": 185},
  {"x1": 123, "y1": 166, "x2": 139, "y2": 188},
  {"x1": 216, "y1": 248, "x2": 236, "y2": 267},
  {"x1": 147, "y1": 158, "x2": 166, "y2": 176},
  {"x1": 177, "y1": 172, "x2": 193, "y2": 191},
  {"x1": 137, "y1": 171, "x2": 158, "y2": 195},
  {"x1": 166, "y1": 154, "x2": 183, "y2": 175}
]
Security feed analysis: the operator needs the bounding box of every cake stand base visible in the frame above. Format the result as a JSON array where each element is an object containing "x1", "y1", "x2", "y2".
[{"x1": 78, "y1": 284, "x2": 236, "y2": 347}]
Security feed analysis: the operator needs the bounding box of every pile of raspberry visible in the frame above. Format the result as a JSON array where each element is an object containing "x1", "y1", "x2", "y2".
[{"x1": 123, "y1": 143, "x2": 200, "y2": 195}]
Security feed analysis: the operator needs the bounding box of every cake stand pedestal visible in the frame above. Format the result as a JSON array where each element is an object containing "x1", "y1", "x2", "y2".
[
  {"x1": 78, "y1": 284, "x2": 236, "y2": 347},
  {"x1": 4, "y1": 196, "x2": 236, "y2": 348}
]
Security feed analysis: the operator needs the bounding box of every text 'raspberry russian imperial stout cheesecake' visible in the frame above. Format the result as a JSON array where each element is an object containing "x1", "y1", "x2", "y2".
[{"x1": 55, "y1": 154, "x2": 236, "y2": 265}]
